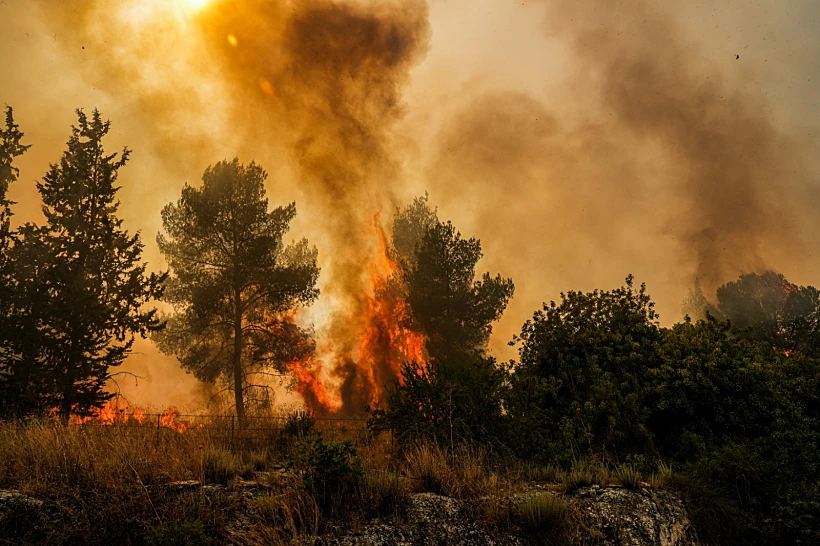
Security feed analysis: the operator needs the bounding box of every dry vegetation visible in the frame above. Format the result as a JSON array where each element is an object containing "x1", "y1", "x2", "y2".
[{"x1": 0, "y1": 418, "x2": 674, "y2": 546}]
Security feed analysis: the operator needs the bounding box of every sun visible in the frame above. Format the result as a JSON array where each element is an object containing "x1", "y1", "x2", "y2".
[{"x1": 185, "y1": 0, "x2": 210, "y2": 10}]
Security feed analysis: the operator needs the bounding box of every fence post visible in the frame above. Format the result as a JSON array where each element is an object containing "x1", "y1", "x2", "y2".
[{"x1": 155, "y1": 414, "x2": 161, "y2": 449}]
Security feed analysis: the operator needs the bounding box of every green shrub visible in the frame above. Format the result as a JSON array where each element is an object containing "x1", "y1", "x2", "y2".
[
  {"x1": 671, "y1": 470, "x2": 750, "y2": 546},
  {"x1": 291, "y1": 433, "x2": 363, "y2": 518},
  {"x1": 144, "y1": 520, "x2": 213, "y2": 546}
]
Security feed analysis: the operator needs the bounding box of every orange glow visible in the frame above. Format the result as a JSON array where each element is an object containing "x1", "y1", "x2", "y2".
[
  {"x1": 286, "y1": 212, "x2": 428, "y2": 414},
  {"x1": 185, "y1": 0, "x2": 209, "y2": 10},
  {"x1": 160, "y1": 406, "x2": 190, "y2": 433}
]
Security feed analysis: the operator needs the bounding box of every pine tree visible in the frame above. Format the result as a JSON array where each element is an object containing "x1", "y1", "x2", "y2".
[
  {"x1": 0, "y1": 106, "x2": 31, "y2": 416},
  {"x1": 155, "y1": 158, "x2": 320, "y2": 422},
  {"x1": 11, "y1": 109, "x2": 165, "y2": 419}
]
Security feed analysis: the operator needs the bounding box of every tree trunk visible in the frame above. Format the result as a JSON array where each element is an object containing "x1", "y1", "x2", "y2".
[{"x1": 233, "y1": 286, "x2": 245, "y2": 425}]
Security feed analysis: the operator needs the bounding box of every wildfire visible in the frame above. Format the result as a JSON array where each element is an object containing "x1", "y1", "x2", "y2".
[
  {"x1": 160, "y1": 406, "x2": 190, "y2": 433},
  {"x1": 286, "y1": 212, "x2": 428, "y2": 415},
  {"x1": 54, "y1": 399, "x2": 149, "y2": 426},
  {"x1": 51, "y1": 400, "x2": 200, "y2": 433}
]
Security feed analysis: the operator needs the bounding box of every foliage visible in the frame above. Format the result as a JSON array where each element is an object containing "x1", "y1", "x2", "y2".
[
  {"x1": 405, "y1": 219, "x2": 514, "y2": 361},
  {"x1": 155, "y1": 158, "x2": 319, "y2": 420},
  {"x1": 1, "y1": 109, "x2": 165, "y2": 419},
  {"x1": 144, "y1": 520, "x2": 213, "y2": 546},
  {"x1": 506, "y1": 274, "x2": 820, "y2": 544},
  {"x1": 369, "y1": 355, "x2": 508, "y2": 448},
  {"x1": 290, "y1": 433, "x2": 363, "y2": 517},
  {"x1": 0, "y1": 106, "x2": 31, "y2": 417},
  {"x1": 716, "y1": 271, "x2": 820, "y2": 356},
  {"x1": 506, "y1": 275, "x2": 662, "y2": 464}
]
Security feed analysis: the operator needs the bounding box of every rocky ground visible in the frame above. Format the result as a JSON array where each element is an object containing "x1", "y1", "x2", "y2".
[{"x1": 0, "y1": 477, "x2": 700, "y2": 545}]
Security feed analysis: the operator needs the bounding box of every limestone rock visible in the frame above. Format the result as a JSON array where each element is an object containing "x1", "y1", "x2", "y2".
[{"x1": 571, "y1": 486, "x2": 700, "y2": 546}]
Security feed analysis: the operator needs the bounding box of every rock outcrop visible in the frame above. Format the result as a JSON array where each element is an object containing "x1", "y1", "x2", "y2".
[
  {"x1": 312, "y1": 486, "x2": 700, "y2": 546},
  {"x1": 571, "y1": 486, "x2": 700, "y2": 546},
  {"x1": 0, "y1": 482, "x2": 700, "y2": 546}
]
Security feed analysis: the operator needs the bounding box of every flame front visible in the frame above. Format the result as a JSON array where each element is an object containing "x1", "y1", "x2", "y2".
[{"x1": 287, "y1": 213, "x2": 428, "y2": 415}]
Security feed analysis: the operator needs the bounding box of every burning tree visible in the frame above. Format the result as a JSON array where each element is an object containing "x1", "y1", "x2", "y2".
[
  {"x1": 156, "y1": 158, "x2": 319, "y2": 422},
  {"x1": 2, "y1": 109, "x2": 165, "y2": 420},
  {"x1": 369, "y1": 196, "x2": 514, "y2": 444}
]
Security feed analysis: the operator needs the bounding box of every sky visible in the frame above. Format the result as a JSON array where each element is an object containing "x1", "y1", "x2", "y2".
[{"x1": 1, "y1": 0, "x2": 818, "y2": 409}]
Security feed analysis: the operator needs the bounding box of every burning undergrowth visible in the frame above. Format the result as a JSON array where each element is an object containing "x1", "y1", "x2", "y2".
[{"x1": 286, "y1": 214, "x2": 428, "y2": 416}]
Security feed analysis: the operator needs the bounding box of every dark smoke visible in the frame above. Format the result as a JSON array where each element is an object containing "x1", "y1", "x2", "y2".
[
  {"x1": 430, "y1": 0, "x2": 803, "y2": 313},
  {"x1": 206, "y1": 0, "x2": 430, "y2": 411}
]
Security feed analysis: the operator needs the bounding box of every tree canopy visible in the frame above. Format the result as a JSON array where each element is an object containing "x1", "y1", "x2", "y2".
[
  {"x1": 1, "y1": 109, "x2": 165, "y2": 418},
  {"x1": 370, "y1": 197, "x2": 514, "y2": 446},
  {"x1": 155, "y1": 158, "x2": 319, "y2": 420},
  {"x1": 393, "y1": 197, "x2": 514, "y2": 361}
]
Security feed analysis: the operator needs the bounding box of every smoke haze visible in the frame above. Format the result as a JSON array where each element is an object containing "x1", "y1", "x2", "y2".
[{"x1": 1, "y1": 0, "x2": 818, "y2": 405}]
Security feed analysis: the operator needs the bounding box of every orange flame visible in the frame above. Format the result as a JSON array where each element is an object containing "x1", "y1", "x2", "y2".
[
  {"x1": 160, "y1": 406, "x2": 190, "y2": 433},
  {"x1": 287, "y1": 212, "x2": 428, "y2": 414}
]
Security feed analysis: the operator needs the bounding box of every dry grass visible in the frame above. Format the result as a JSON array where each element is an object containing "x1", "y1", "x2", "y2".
[
  {"x1": 611, "y1": 464, "x2": 643, "y2": 491},
  {"x1": 561, "y1": 461, "x2": 610, "y2": 493},
  {"x1": 0, "y1": 418, "x2": 304, "y2": 545},
  {"x1": 404, "y1": 443, "x2": 500, "y2": 500},
  {"x1": 361, "y1": 470, "x2": 410, "y2": 519},
  {"x1": 0, "y1": 420, "x2": 677, "y2": 545},
  {"x1": 648, "y1": 461, "x2": 674, "y2": 489}
]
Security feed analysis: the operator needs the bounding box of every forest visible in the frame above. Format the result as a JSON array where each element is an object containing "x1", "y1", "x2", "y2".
[{"x1": 0, "y1": 107, "x2": 819, "y2": 545}]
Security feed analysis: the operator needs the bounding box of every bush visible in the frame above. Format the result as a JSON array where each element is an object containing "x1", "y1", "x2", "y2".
[
  {"x1": 291, "y1": 433, "x2": 363, "y2": 518},
  {"x1": 144, "y1": 520, "x2": 213, "y2": 546},
  {"x1": 369, "y1": 356, "x2": 508, "y2": 449}
]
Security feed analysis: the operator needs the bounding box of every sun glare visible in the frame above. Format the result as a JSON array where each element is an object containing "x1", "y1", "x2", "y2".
[{"x1": 186, "y1": 0, "x2": 209, "y2": 10}]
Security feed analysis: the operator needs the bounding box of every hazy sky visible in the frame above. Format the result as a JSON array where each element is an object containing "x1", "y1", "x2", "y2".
[{"x1": 1, "y1": 0, "x2": 818, "y2": 408}]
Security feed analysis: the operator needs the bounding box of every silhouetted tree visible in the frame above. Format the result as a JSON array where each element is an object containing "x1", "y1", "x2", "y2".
[
  {"x1": 155, "y1": 159, "x2": 319, "y2": 421},
  {"x1": 370, "y1": 197, "x2": 513, "y2": 446},
  {"x1": 681, "y1": 278, "x2": 719, "y2": 321},
  {"x1": 405, "y1": 218, "x2": 514, "y2": 361},
  {"x1": 6, "y1": 109, "x2": 165, "y2": 419},
  {"x1": 0, "y1": 106, "x2": 31, "y2": 416},
  {"x1": 390, "y1": 193, "x2": 438, "y2": 274}
]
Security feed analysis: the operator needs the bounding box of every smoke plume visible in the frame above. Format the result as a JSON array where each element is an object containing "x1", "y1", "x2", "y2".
[{"x1": 2, "y1": 0, "x2": 817, "y2": 409}]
